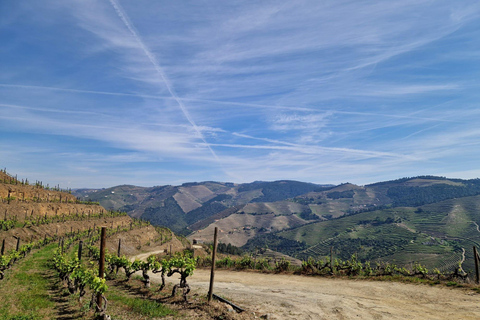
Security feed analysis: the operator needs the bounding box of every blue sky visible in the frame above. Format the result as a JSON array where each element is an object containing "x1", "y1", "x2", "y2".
[{"x1": 1, "y1": 1, "x2": 480, "y2": 188}]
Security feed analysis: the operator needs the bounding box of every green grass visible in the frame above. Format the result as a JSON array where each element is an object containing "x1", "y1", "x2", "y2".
[
  {"x1": 0, "y1": 244, "x2": 57, "y2": 320},
  {"x1": 108, "y1": 291, "x2": 176, "y2": 317},
  {"x1": 2, "y1": 315, "x2": 42, "y2": 320}
]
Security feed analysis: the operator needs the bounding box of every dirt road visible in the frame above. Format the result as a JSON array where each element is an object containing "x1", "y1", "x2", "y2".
[{"x1": 153, "y1": 269, "x2": 480, "y2": 319}]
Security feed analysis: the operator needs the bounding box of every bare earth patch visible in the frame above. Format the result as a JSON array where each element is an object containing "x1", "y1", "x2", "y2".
[{"x1": 153, "y1": 269, "x2": 480, "y2": 319}]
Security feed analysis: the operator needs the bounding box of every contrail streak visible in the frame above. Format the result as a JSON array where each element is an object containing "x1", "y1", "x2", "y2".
[
  {"x1": 0, "y1": 83, "x2": 459, "y2": 123},
  {"x1": 0, "y1": 103, "x2": 101, "y2": 116},
  {"x1": 0, "y1": 83, "x2": 314, "y2": 111},
  {"x1": 228, "y1": 133, "x2": 419, "y2": 160},
  {"x1": 107, "y1": 0, "x2": 220, "y2": 162},
  {"x1": 205, "y1": 142, "x2": 420, "y2": 160}
]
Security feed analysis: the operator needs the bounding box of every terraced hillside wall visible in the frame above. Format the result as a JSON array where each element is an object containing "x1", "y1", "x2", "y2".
[
  {"x1": 0, "y1": 183, "x2": 77, "y2": 203},
  {"x1": 0, "y1": 171, "x2": 190, "y2": 260}
]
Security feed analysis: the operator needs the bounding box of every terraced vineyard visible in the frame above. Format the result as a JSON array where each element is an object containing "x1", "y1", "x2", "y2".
[
  {"x1": 436, "y1": 251, "x2": 464, "y2": 273},
  {"x1": 266, "y1": 194, "x2": 480, "y2": 274},
  {"x1": 298, "y1": 232, "x2": 345, "y2": 260},
  {"x1": 0, "y1": 170, "x2": 255, "y2": 319}
]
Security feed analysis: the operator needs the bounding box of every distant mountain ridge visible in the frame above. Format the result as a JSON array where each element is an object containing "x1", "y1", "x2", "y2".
[
  {"x1": 75, "y1": 176, "x2": 480, "y2": 273},
  {"x1": 75, "y1": 176, "x2": 480, "y2": 238},
  {"x1": 74, "y1": 180, "x2": 329, "y2": 235}
]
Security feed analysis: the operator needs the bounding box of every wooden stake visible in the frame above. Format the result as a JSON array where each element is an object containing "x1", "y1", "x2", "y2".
[
  {"x1": 116, "y1": 239, "x2": 122, "y2": 274},
  {"x1": 1, "y1": 239, "x2": 5, "y2": 255},
  {"x1": 474, "y1": 246, "x2": 479, "y2": 284},
  {"x1": 208, "y1": 227, "x2": 219, "y2": 303},
  {"x1": 330, "y1": 246, "x2": 334, "y2": 272},
  {"x1": 78, "y1": 241, "x2": 83, "y2": 261},
  {"x1": 117, "y1": 239, "x2": 122, "y2": 257},
  {"x1": 97, "y1": 227, "x2": 106, "y2": 309}
]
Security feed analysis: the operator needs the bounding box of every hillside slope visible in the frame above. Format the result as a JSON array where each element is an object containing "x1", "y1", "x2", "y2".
[
  {"x1": 75, "y1": 180, "x2": 325, "y2": 236},
  {"x1": 0, "y1": 170, "x2": 255, "y2": 320},
  {"x1": 0, "y1": 170, "x2": 175, "y2": 256},
  {"x1": 76, "y1": 175, "x2": 480, "y2": 273},
  {"x1": 248, "y1": 193, "x2": 480, "y2": 273}
]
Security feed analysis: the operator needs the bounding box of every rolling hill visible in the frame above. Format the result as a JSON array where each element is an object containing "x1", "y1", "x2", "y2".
[
  {"x1": 74, "y1": 180, "x2": 326, "y2": 236},
  {"x1": 0, "y1": 169, "x2": 243, "y2": 320},
  {"x1": 76, "y1": 175, "x2": 480, "y2": 274}
]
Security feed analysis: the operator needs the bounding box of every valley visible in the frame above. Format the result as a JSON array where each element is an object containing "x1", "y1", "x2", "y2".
[
  {"x1": 5, "y1": 2, "x2": 480, "y2": 319},
  {"x1": 4, "y1": 169, "x2": 480, "y2": 319},
  {"x1": 0, "y1": 170, "x2": 249, "y2": 320},
  {"x1": 76, "y1": 176, "x2": 480, "y2": 274}
]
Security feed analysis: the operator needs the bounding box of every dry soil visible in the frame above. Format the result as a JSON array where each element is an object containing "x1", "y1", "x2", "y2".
[{"x1": 152, "y1": 268, "x2": 480, "y2": 320}]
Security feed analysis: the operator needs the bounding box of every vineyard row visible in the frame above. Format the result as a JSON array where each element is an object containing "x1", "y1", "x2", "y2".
[{"x1": 0, "y1": 210, "x2": 128, "y2": 231}]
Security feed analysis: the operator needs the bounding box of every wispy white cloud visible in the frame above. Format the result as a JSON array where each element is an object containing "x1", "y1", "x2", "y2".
[
  {"x1": 0, "y1": 83, "x2": 315, "y2": 112},
  {"x1": 351, "y1": 84, "x2": 460, "y2": 97},
  {"x1": 2, "y1": 0, "x2": 480, "y2": 187},
  {"x1": 269, "y1": 112, "x2": 332, "y2": 132},
  {"x1": 0, "y1": 103, "x2": 102, "y2": 116},
  {"x1": 208, "y1": 136, "x2": 420, "y2": 161},
  {"x1": 108, "y1": 0, "x2": 221, "y2": 163},
  {"x1": 0, "y1": 102, "x2": 211, "y2": 159}
]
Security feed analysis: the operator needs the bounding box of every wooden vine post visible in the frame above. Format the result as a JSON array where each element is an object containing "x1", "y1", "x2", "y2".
[
  {"x1": 330, "y1": 246, "x2": 334, "y2": 272},
  {"x1": 117, "y1": 239, "x2": 122, "y2": 257},
  {"x1": 78, "y1": 240, "x2": 83, "y2": 261},
  {"x1": 97, "y1": 227, "x2": 106, "y2": 309},
  {"x1": 208, "y1": 227, "x2": 219, "y2": 303},
  {"x1": 116, "y1": 239, "x2": 122, "y2": 274},
  {"x1": 474, "y1": 246, "x2": 480, "y2": 284}
]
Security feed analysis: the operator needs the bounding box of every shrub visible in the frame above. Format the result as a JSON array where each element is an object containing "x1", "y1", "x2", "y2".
[
  {"x1": 235, "y1": 255, "x2": 254, "y2": 270},
  {"x1": 275, "y1": 258, "x2": 291, "y2": 272}
]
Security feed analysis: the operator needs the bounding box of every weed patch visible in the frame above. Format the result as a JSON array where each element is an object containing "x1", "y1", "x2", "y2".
[{"x1": 108, "y1": 291, "x2": 176, "y2": 317}]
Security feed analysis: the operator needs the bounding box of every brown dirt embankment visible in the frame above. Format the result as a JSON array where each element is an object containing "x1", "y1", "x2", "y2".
[
  {"x1": 0, "y1": 202, "x2": 104, "y2": 221},
  {"x1": 0, "y1": 182, "x2": 77, "y2": 203},
  {"x1": 105, "y1": 227, "x2": 187, "y2": 257},
  {"x1": 128, "y1": 233, "x2": 188, "y2": 260},
  {"x1": 0, "y1": 216, "x2": 132, "y2": 251},
  {"x1": 0, "y1": 177, "x2": 103, "y2": 221}
]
